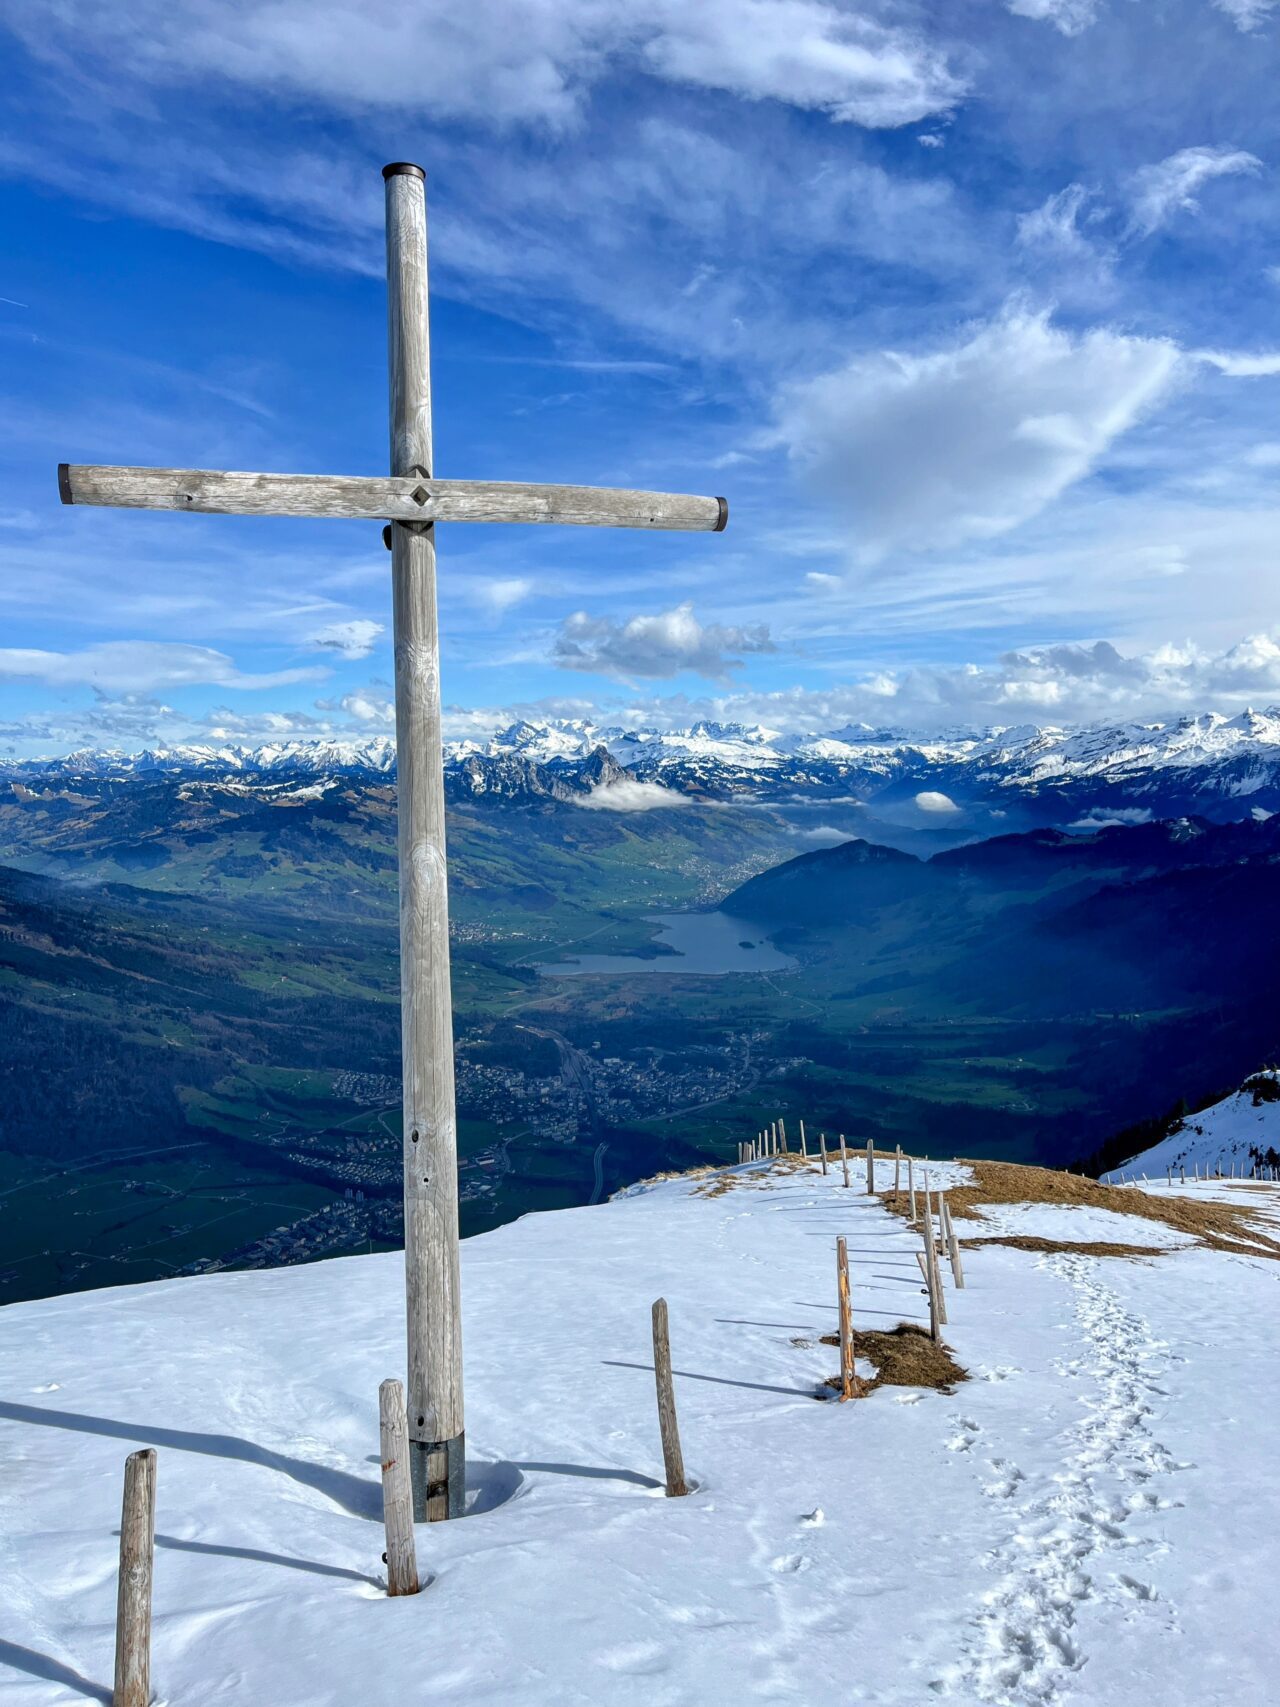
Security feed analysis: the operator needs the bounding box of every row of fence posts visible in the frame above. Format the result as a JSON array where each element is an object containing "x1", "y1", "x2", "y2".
[
  {"x1": 1101, "y1": 1159, "x2": 1280, "y2": 1187},
  {"x1": 104, "y1": 1122, "x2": 973, "y2": 1689}
]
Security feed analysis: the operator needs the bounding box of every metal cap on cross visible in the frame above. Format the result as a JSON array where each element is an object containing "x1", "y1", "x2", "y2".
[{"x1": 58, "y1": 162, "x2": 728, "y2": 1521}]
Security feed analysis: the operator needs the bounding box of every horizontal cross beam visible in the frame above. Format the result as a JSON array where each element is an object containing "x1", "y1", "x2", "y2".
[{"x1": 58, "y1": 464, "x2": 728, "y2": 532}]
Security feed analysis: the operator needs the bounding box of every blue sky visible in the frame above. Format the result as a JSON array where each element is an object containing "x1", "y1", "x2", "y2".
[{"x1": 2, "y1": 0, "x2": 1279, "y2": 754}]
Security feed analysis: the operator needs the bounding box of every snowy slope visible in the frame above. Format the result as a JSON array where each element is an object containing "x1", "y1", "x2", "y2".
[
  {"x1": 3, "y1": 1155, "x2": 1278, "y2": 1706},
  {"x1": 1114, "y1": 1072, "x2": 1280, "y2": 1181}
]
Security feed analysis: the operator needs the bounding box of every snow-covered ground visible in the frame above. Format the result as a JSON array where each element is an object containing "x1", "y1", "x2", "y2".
[
  {"x1": 3, "y1": 1155, "x2": 1278, "y2": 1707},
  {"x1": 1111, "y1": 1071, "x2": 1280, "y2": 1181}
]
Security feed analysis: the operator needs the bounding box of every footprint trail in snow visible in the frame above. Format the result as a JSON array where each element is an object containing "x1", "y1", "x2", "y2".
[{"x1": 937, "y1": 1254, "x2": 1183, "y2": 1704}]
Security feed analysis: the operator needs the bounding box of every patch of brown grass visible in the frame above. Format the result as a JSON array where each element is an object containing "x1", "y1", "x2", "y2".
[
  {"x1": 883, "y1": 1158, "x2": 1280, "y2": 1261},
  {"x1": 959, "y1": 1235, "x2": 1167, "y2": 1259},
  {"x1": 819, "y1": 1323, "x2": 968, "y2": 1394}
]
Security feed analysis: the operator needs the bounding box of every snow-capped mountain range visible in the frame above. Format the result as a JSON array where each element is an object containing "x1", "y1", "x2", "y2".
[{"x1": 10, "y1": 708, "x2": 1280, "y2": 826}]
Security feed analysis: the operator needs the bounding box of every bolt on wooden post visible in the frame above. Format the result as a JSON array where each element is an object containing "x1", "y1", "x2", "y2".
[
  {"x1": 651, "y1": 1298, "x2": 689, "y2": 1497},
  {"x1": 113, "y1": 1448, "x2": 156, "y2": 1707}
]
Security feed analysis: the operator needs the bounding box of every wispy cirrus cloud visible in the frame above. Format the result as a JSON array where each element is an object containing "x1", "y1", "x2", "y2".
[
  {"x1": 0, "y1": 641, "x2": 326, "y2": 694},
  {"x1": 1127, "y1": 145, "x2": 1263, "y2": 236}
]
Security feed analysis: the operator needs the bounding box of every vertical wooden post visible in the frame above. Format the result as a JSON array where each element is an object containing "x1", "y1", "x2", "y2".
[
  {"x1": 651, "y1": 1298, "x2": 689, "y2": 1497},
  {"x1": 866, "y1": 1139, "x2": 875, "y2": 1195},
  {"x1": 894, "y1": 1145, "x2": 901, "y2": 1196},
  {"x1": 385, "y1": 163, "x2": 464, "y2": 1522},
  {"x1": 924, "y1": 1175, "x2": 947, "y2": 1324},
  {"x1": 819, "y1": 1132, "x2": 829, "y2": 1176},
  {"x1": 779, "y1": 1118, "x2": 788, "y2": 1154},
  {"x1": 921, "y1": 1227, "x2": 941, "y2": 1343},
  {"x1": 379, "y1": 1379, "x2": 421, "y2": 1595},
  {"x1": 800, "y1": 1119, "x2": 808, "y2": 1157},
  {"x1": 908, "y1": 1156, "x2": 917, "y2": 1222},
  {"x1": 113, "y1": 1448, "x2": 156, "y2": 1707},
  {"x1": 840, "y1": 1135, "x2": 850, "y2": 1188},
  {"x1": 941, "y1": 1194, "x2": 965, "y2": 1289},
  {"x1": 835, "y1": 1237, "x2": 856, "y2": 1400}
]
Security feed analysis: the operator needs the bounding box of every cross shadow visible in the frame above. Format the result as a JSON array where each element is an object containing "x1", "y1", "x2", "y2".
[
  {"x1": 0, "y1": 1640, "x2": 109, "y2": 1704},
  {"x1": 0, "y1": 1402, "x2": 378, "y2": 1520},
  {"x1": 512, "y1": 1461, "x2": 661, "y2": 1489},
  {"x1": 153, "y1": 1533, "x2": 382, "y2": 1587},
  {"x1": 603, "y1": 1360, "x2": 815, "y2": 1399}
]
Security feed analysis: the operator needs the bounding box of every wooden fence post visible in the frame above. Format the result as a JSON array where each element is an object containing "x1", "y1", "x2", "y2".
[
  {"x1": 819, "y1": 1132, "x2": 829, "y2": 1176},
  {"x1": 379, "y1": 1378, "x2": 421, "y2": 1596},
  {"x1": 908, "y1": 1156, "x2": 917, "y2": 1222},
  {"x1": 113, "y1": 1448, "x2": 156, "y2": 1707},
  {"x1": 923, "y1": 1175, "x2": 947, "y2": 1325},
  {"x1": 941, "y1": 1194, "x2": 965, "y2": 1289},
  {"x1": 800, "y1": 1119, "x2": 808, "y2": 1157},
  {"x1": 840, "y1": 1135, "x2": 850, "y2": 1189},
  {"x1": 836, "y1": 1237, "x2": 856, "y2": 1400},
  {"x1": 651, "y1": 1298, "x2": 689, "y2": 1497},
  {"x1": 779, "y1": 1118, "x2": 788, "y2": 1154},
  {"x1": 866, "y1": 1139, "x2": 875, "y2": 1195},
  {"x1": 894, "y1": 1145, "x2": 902, "y2": 1196},
  {"x1": 920, "y1": 1230, "x2": 941, "y2": 1343}
]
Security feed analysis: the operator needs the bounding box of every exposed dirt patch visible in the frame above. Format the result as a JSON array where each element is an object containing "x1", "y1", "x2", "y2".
[
  {"x1": 959, "y1": 1235, "x2": 1169, "y2": 1259},
  {"x1": 819, "y1": 1323, "x2": 968, "y2": 1394}
]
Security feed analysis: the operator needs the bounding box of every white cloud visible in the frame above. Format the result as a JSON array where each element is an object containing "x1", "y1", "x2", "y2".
[
  {"x1": 1197, "y1": 348, "x2": 1280, "y2": 377},
  {"x1": 914, "y1": 790, "x2": 960, "y2": 813},
  {"x1": 643, "y1": 0, "x2": 964, "y2": 128},
  {"x1": 1006, "y1": 0, "x2": 1099, "y2": 37},
  {"x1": 1016, "y1": 184, "x2": 1099, "y2": 257},
  {"x1": 1214, "y1": 0, "x2": 1277, "y2": 30},
  {"x1": 772, "y1": 308, "x2": 1181, "y2": 556},
  {"x1": 1068, "y1": 807, "x2": 1153, "y2": 828},
  {"x1": 16, "y1": 1, "x2": 962, "y2": 132},
  {"x1": 0, "y1": 642, "x2": 325, "y2": 694},
  {"x1": 331, "y1": 690, "x2": 397, "y2": 727},
  {"x1": 552, "y1": 601, "x2": 775, "y2": 682},
  {"x1": 1127, "y1": 145, "x2": 1263, "y2": 237},
  {"x1": 474, "y1": 578, "x2": 534, "y2": 615},
  {"x1": 572, "y1": 778, "x2": 690, "y2": 811},
  {"x1": 306, "y1": 619, "x2": 384, "y2": 660}
]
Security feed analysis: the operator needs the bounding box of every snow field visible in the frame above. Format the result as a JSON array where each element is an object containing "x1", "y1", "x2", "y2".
[{"x1": 2, "y1": 1156, "x2": 1278, "y2": 1706}]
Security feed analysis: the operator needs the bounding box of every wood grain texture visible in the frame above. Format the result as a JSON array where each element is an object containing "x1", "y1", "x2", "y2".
[
  {"x1": 379, "y1": 1379, "x2": 420, "y2": 1595},
  {"x1": 836, "y1": 1237, "x2": 855, "y2": 1401},
  {"x1": 651, "y1": 1298, "x2": 689, "y2": 1497},
  {"x1": 60, "y1": 466, "x2": 726, "y2": 532},
  {"x1": 113, "y1": 1448, "x2": 156, "y2": 1707},
  {"x1": 387, "y1": 169, "x2": 464, "y2": 1519},
  {"x1": 921, "y1": 1230, "x2": 942, "y2": 1344}
]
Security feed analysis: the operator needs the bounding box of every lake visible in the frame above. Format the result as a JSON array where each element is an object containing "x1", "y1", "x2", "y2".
[{"x1": 540, "y1": 910, "x2": 796, "y2": 978}]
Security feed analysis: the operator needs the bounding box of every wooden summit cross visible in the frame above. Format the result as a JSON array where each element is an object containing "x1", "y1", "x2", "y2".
[{"x1": 57, "y1": 162, "x2": 728, "y2": 1522}]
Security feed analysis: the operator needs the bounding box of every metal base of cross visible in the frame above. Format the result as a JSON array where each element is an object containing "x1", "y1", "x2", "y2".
[{"x1": 409, "y1": 1431, "x2": 465, "y2": 1521}]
